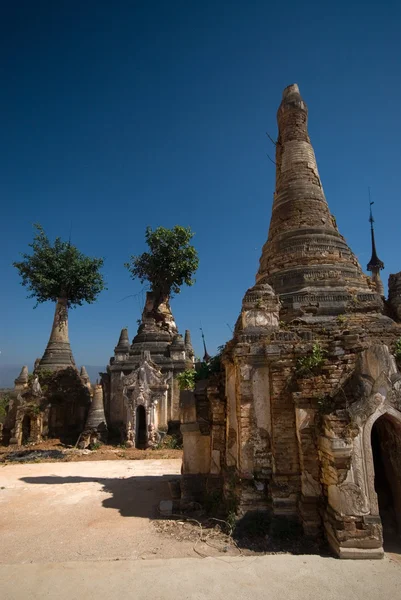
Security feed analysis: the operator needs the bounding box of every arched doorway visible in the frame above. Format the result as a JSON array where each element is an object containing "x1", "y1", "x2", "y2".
[
  {"x1": 22, "y1": 415, "x2": 31, "y2": 444},
  {"x1": 136, "y1": 406, "x2": 147, "y2": 449},
  {"x1": 371, "y1": 414, "x2": 401, "y2": 549}
]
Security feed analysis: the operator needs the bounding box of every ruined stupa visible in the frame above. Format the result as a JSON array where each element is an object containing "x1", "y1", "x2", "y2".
[
  {"x1": 257, "y1": 84, "x2": 382, "y2": 318},
  {"x1": 180, "y1": 84, "x2": 401, "y2": 559},
  {"x1": 102, "y1": 292, "x2": 193, "y2": 442}
]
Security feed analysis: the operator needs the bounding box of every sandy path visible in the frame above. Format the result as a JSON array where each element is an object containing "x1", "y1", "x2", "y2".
[{"x1": 0, "y1": 459, "x2": 191, "y2": 563}]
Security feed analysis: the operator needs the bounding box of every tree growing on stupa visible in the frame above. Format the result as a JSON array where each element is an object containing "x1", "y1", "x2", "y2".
[
  {"x1": 125, "y1": 226, "x2": 199, "y2": 326},
  {"x1": 13, "y1": 224, "x2": 106, "y2": 370}
]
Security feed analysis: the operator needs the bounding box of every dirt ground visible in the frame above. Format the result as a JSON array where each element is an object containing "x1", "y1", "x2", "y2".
[
  {"x1": 0, "y1": 438, "x2": 182, "y2": 463},
  {"x1": 0, "y1": 459, "x2": 243, "y2": 564},
  {"x1": 1, "y1": 456, "x2": 400, "y2": 568}
]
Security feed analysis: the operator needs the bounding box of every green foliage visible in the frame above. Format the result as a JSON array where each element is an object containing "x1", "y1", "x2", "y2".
[
  {"x1": 90, "y1": 442, "x2": 102, "y2": 451},
  {"x1": 337, "y1": 314, "x2": 347, "y2": 325},
  {"x1": 155, "y1": 434, "x2": 183, "y2": 450},
  {"x1": 176, "y1": 369, "x2": 196, "y2": 391},
  {"x1": 13, "y1": 224, "x2": 106, "y2": 308},
  {"x1": 125, "y1": 225, "x2": 199, "y2": 297},
  {"x1": 163, "y1": 434, "x2": 183, "y2": 449},
  {"x1": 204, "y1": 489, "x2": 224, "y2": 515},
  {"x1": 0, "y1": 394, "x2": 10, "y2": 423},
  {"x1": 195, "y1": 348, "x2": 224, "y2": 381},
  {"x1": 394, "y1": 338, "x2": 401, "y2": 361},
  {"x1": 296, "y1": 343, "x2": 327, "y2": 378}
]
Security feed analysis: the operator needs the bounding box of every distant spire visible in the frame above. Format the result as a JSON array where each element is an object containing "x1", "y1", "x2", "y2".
[
  {"x1": 200, "y1": 326, "x2": 211, "y2": 363},
  {"x1": 367, "y1": 191, "x2": 384, "y2": 297},
  {"x1": 184, "y1": 329, "x2": 192, "y2": 347},
  {"x1": 80, "y1": 366, "x2": 90, "y2": 386},
  {"x1": 184, "y1": 329, "x2": 194, "y2": 353},
  {"x1": 14, "y1": 365, "x2": 28, "y2": 387},
  {"x1": 115, "y1": 327, "x2": 130, "y2": 352},
  {"x1": 367, "y1": 194, "x2": 384, "y2": 271}
]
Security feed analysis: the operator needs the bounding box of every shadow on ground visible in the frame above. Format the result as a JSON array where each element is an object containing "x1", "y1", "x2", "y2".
[
  {"x1": 20, "y1": 475, "x2": 400, "y2": 559},
  {"x1": 20, "y1": 474, "x2": 179, "y2": 518}
]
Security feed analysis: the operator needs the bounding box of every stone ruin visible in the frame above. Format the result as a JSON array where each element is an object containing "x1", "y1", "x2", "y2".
[
  {"x1": 121, "y1": 351, "x2": 169, "y2": 448},
  {"x1": 2, "y1": 363, "x2": 92, "y2": 446},
  {"x1": 180, "y1": 84, "x2": 401, "y2": 559},
  {"x1": 101, "y1": 291, "x2": 194, "y2": 446},
  {"x1": 3, "y1": 81, "x2": 401, "y2": 561},
  {"x1": 2, "y1": 287, "x2": 193, "y2": 450}
]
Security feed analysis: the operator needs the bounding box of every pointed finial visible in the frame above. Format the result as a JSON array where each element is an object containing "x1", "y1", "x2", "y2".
[
  {"x1": 367, "y1": 189, "x2": 384, "y2": 272},
  {"x1": 15, "y1": 365, "x2": 29, "y2": 385},
  {"x1": 115, "y1": 327, "x2": 130, "y2": 352},
  {"x1": 184, "y1": 329, "x2": 192, "y2": 347},
  {"x1": 200, "y1": 325, "x2": 211, "y2": 363}
]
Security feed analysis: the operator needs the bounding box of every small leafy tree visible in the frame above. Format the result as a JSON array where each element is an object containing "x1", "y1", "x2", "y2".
[
  {"x1": 13, "y1": 224, "x2": 105, "y2": 308},
  {"x1": 125, "y1": 226, "x2": 199, "y2": 305},
  {"x1": 296, "y1": 343, "x2": 327, "y2": 378},
  {"x1": 176, "y1": 370, "x2": 196, "y2": 391},
  {"x1": 13, "y1": 224, "x2": 106, "y2": 360},
  {"x1": 0, "y1": 394, "x2": 10, "y2": 423}
]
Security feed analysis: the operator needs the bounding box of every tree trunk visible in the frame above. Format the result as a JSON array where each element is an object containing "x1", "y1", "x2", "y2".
[
  {"x1": 143, "y1": 290, "x2": 177, "y2": 334},
  {"x1": 38, "y1": 297, "x2": 76, "y2": 371}
]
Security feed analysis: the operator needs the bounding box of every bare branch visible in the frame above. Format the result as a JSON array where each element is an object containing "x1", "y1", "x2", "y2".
[{"x1": 266, "y1": 132, "x2": 278, "y2": 146}]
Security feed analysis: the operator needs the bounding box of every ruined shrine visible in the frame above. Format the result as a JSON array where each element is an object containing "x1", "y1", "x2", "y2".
[
  {"x1": 2, "y1": 297, "x2": 93, "y2": 447},
  {"x1": 101, "y1": 291, "x2": 194, "y2": 446},
  {"x1": 180, "y1": 84, "x2": 401, "y2": 559}
]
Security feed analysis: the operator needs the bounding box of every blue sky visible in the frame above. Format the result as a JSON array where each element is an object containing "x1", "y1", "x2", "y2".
[{"x1": 1, "y1": 0, "x2": 400, "y2": 369}]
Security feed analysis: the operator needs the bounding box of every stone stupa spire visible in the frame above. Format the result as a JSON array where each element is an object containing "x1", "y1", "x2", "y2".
[
  {"x1": 14, "y1": 365, "x2": 29, "y2": 390},
  {"x1": 39, "y1": 297, "x2": 76, "y2": 370},
  {"x1": 257, "y1": 83, "x2": 382, "y2": 319},
  {"x1": 184, "y1": 330, "x2": 194, "y2": 355},
  {"x1": 367, "y1": 198, "x2": 384, "y2": 296},
  {"x1": 114, "y1": 327, "x2": 130, "y2": 352},
  {"x1": 84, "y1": 384, "x2": 108, "y2": 440}
]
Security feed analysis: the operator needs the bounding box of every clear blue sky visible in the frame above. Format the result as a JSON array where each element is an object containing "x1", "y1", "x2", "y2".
[{"x1": 1, "y1": 0, "x2": 400, "y2": 369}]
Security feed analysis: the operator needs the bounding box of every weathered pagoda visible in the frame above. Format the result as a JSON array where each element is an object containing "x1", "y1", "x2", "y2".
[
  {"x1": 180, "y1": 84, "x2": 401, "y2": 559},
  {"x1": 102, "y1": 291, "x2": 194, "y2": 445}
]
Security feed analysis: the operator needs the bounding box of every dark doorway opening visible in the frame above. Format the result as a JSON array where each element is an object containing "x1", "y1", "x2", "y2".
[
  {"x1": 136, "y1": 406, "x2": 147, "y2": 449},
  {"x1": 371, "y1": 415, "x2": 401, "y2": 551},
  {"x1": 22, "y1": 415, "x2": 31, "y2": 444}
]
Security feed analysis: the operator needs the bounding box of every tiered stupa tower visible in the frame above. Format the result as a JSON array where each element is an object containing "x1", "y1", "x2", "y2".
[{"x1": 257, "y1": 84, "x2": 382, "y2": 319}]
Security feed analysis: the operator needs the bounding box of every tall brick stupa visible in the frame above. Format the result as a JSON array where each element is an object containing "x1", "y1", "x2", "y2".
[{"x1": 257, "y1": 84, "x2": 382, "y2": 319}]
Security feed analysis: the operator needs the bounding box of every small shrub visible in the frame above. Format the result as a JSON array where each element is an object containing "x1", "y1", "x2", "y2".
[
  {"x1": 204, "y1": 489, "x2": 224, "y2": 516},
  {"x1": 296, "y1": 343, "x2": 326, "y2": 378},
  {"x1": 156, "y1": 434, "x2": 182, "y2": 450},
  {"x1": 90, "y1": 441, "x2": 102, "y2": 451},
  {"x1": 337, "y1": 314, "x2": 347, "y2": 325},
  {"x1": 0, "y1": 394, "x2": 10, "y2": 423},
  {"x1": 176, "y1": 370, "x2": 196, "y2": 391}
]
